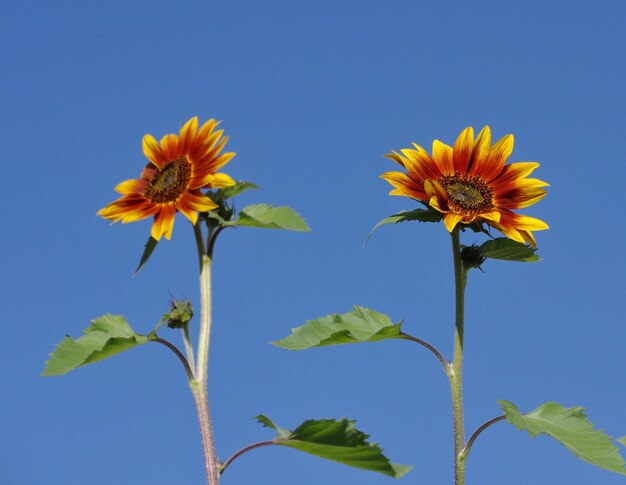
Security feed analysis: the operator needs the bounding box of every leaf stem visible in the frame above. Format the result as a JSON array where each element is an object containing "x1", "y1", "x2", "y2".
[
  {"x1": 460, "y1": 415, "x2": 506, "y2": 463},
  {"x1": 449, "y1": 228, "x2": 468, "y2": 485},
  {"x1": 152, "y1": 336, "x2": 195, "y2": 381},
  {"x1": 401, "y1": 332, "x2": 451, "y2": 375},
  {"x1": 219, "y1": 440, "x2": 277, "y2": 475}
]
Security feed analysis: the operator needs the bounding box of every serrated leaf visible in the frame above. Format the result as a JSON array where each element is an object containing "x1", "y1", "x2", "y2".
[
  {"x1": 42, "y1": 315, "x2": 150, "y2": 376},
  {"x1": 366, "y1": 207, "x2": 442, "y2": 244},
  {"x1": 256, "y1": 415, "x2": 411, "y2": 478},
  {"x1": 230, "y1": 204, "x2": 311, "y2": 231},
  {"x1": 499, "y1": 400, "x2": 626, "y2": 475},
  {"x1": 272, "y1": 306, "x2": 404, "y2": 350},
  {"x1": 480, "y1": 238, "x2": 540, "y2": 262},
  {"x1": 219, "y1": 181, "x2": 258, "y2": 199},
  {"x1": 135, "y1": 236, "x2": 158, "y2": 273}
]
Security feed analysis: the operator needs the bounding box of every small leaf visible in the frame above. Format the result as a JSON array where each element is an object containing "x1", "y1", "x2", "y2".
[
  {"x1": 230, "y1": 204, "x2": 311, "y2": 231},
  {"x1": 42, "y1": 315, "x2": 150, "y2": 376},
  {"x1": 272, "y1": 306, "x2": 404, "y2": 350},
  {"x1": 618, "y1": 437, "x2": 626, "y2": 448},
  {"x1": 135, "y1": 236, "x2": 159, "y2": 273},
  {"x1": 219, "y1": 181, "x2": 259, "y2": 199},
  {"x1": 256, "y1": 415, "x2": 411, "y2": 478},
  {"x1": 480, "y1": 238, "x2": 540, "y2": 262},
  {"x1": 499, "y1": 400, "x2": 626, "y2": 475},
  {"x1": 366, "y1": 207, "x2": 442, "y2": 244}
]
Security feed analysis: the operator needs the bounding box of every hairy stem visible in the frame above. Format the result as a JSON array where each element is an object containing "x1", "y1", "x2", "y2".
[
  {"x1": 401, "y1": 332, "x2": 451, "y2": 375},
  {"x1": 449, "y1": 228, "x2": 468, "y2": 485},
  {"x1": 219, "y1": 440, "x2": 277, "y2": 475},
  {"x1": 194, "y1": 254, "x2": 219, "y2": 484},
  {"x1": 461, "y1": 415, "x2": 506, "y2": 462},
  {"x1": 152, "y1": 336, "x2": 195, "y2": 381}
]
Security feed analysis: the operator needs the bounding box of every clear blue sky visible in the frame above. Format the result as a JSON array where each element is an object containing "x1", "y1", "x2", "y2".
[{"x1": 2, "y1": 1, "x2": 625, "y2": 484}]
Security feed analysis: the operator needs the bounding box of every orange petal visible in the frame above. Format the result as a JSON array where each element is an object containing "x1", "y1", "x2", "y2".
[
  {"x1": 482, "y1": 134, "x2": 514, "y2": 182},
  {"x1": 142, "y1": 134, "x2": 165, "y2": 167},
  {"x1": 160, "y1": 133, "x2": 180, "y2": 161},
  {"x1": 182, "y1": 191, "x2": 218, "y2": 212},
  {"x1": 432, "y1": 140, "x2": 454, "y2": 174},
  {"x1": 468, "y1": 126, "x2": 492, "y2": 175},
  {"x1": 453, "y1": 127, "x2": 474, "y2": 173},
  {"x1": 180, "y1": 117, "x2": 199, "y2": 153},
  {"x1": 151, "y1": 204, "x2": 176, "y2": 241},
  {"x1": 114, "y1": 178, "x2": 145, "y2": 194}
]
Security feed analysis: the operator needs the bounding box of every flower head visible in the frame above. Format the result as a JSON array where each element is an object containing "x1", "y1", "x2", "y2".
[
  {"x1": 98, "y1": 117, "x2": 236, "y2": 240},
  {"x1": 381, "y1": 126, "x2": 548, "y2": 246}
]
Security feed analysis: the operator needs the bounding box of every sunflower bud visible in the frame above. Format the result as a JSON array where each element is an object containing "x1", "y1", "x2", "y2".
[
  {"x1": 162, "y1": 298, "x2": 194, "y2": 329},
  {"x1": 461, "y1": 244, "x2": 486, "y2": 270}
]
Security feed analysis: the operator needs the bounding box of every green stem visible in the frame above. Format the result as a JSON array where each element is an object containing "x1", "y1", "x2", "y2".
[
  {"x1": 181, "y1": 323, "x2": 196, "y2": 374},
  {"x1": 193, "y1": 253, "x2": 219, "y2": 484},
  {"x1": 449, "y1": 228, "x2": 468, "y2": 485}
]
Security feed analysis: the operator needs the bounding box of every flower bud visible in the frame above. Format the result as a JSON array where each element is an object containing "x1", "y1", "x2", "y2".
[
  {"x1": 162, "y1": 298, "x2": 194, "y2": 329},
  {"x1": 461, "y1": 244, "x2": 486, "y2": 270}
]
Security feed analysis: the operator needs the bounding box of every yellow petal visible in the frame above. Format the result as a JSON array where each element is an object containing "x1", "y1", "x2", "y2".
[
  {"x1": 142, "y1": 134, "x2": 164, "y2": 167},
  {"x1": 443, "y1": 213, "x2": 463, "y2": 232}
]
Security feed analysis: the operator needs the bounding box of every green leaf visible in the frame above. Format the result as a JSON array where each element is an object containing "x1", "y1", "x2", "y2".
[
  {"x1": 366, "y1": 207, "x2": 442, "y2": 244},
  {"x1": 42, "y1": 315, "x2": 150, "y2": 376},
  {"x1": 499, "y1": 400, "x2": 626, "y2": 475},
  {"x1": 219, "y1": 181, "x2": 258, "y2": 199},
  {"x1": 135, "y1": 236, "x2": 158, "y2": 273},
  {"x1": 256, "y1": 415, "x2": 412, "y2": 478},
  {"x1": 480, "y1": 238, "x2": 540, "y2": 262},
  {"x1": 272, "y1": 306, "x2": 404, "y2": 350},
  {"x1": 618, "y1": 437, "x2": 626, "y2": 448},
  {"x1": 230, "y1": 204, "x2": 311, "y2": 231}
]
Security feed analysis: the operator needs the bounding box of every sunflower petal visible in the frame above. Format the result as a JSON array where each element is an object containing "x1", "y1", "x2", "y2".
[
  {"x1": 114, "y1": 178, "x2": 145, "y2": 194},
  {"x1": 142, "y1": 134, "x2": 165, "y2": 167},
  {"x1": 453, "y1": 127, "x2": 474, "y2": 173},
  {"x1": 151, "y1": 204, "x2": 176, "y2": 241},
  {"x1": 482, "y1": 134, "x2": 514, "y2": 182},
  {"x1": 432, "y1": 140, "x2": 454, "y2": 174},
  {"x1": 468, "y1": 126, "x2": 492, "y2": 175},
  {"x1": 443, "y1": 213, "x2": 463, "y2": 232}
]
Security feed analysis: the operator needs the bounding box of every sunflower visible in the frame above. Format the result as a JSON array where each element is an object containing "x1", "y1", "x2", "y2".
[
  {"x1": 381, "y1": 126, "x2": 548, "y2": 247},
  {"x1": 98, "y1": 117, "x2": 236, "y2": 240}
]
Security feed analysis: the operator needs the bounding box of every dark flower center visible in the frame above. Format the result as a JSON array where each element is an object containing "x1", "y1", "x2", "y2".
[
  {"x1": 439, "y1": 172, "x2": 494, "y2": 213},
  {"x1": 145, "y1": 157, "x2": 191, "y2": 203}
]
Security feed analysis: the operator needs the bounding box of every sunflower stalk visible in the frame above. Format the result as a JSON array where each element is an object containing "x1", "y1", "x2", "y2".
[
  {"x1": 191, "y1": 251, "x2": 220, "y2": 484},
  {"x1": 450, "y1": 227, "x2": 468, "y2": 485}
]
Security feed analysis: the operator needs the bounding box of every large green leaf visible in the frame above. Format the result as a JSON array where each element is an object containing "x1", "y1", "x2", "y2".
[
  {"x1": 480, "y1": 238, "x2": 540, "y2": 262},
  {"x1": 236, "y1": 204, "x2": 311, "y2": 231},
  {"x1": 499, "y1": 400, "x2": 626, "y2": 475},
  {"x1": 256, "y1": 415, "x2": 411, "y2": 478},
  {"x1": 42, "y1": 315, "x2": 150, "y2": 376},
  {"x1": 272, "y1": 306, "x2": 404, "y2": 350},
  {"x1": 366, "y1": 207, "x2": 443, "y2": 244},
  {"x1": 229, "y1": 204, "x2": 311, "y2": 231}
]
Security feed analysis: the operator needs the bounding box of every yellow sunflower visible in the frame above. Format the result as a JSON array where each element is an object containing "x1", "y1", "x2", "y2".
[
  {"x1": 98, "y1": 117, "x2": 236, "y2": 240},
  {"x1": 381, "y1": 126, "x2": 548, "y2": 246}
]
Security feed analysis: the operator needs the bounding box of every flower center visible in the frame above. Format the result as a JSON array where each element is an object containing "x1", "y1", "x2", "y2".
[
  {"x1": 439, "y1": 172, "x2": 494, "y2": 214},
  {"x1": 145, "y1": 157, "x2": 191, "y2": 203}
]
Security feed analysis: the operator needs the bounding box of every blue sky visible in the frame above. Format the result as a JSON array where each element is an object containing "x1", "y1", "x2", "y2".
[{"x1": 2, "y1": 1, "x2": 625, "y2": 484}]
